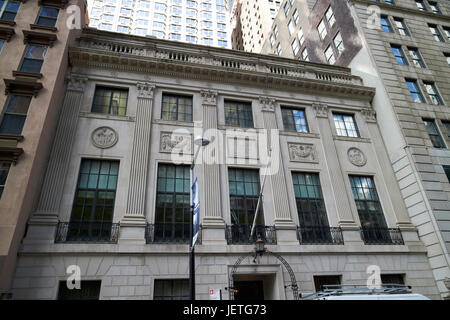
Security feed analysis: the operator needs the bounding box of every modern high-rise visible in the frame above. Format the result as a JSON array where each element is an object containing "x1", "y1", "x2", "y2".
[
  {"x1": 0, "y1": 0, "x2": 88, "y2": 298},
  {"x1": 87, "y1": 0, "x2": 231, "y2": 48},
  {"x1": 261, "y1": 0, "x2": 450, "y2": 299}
]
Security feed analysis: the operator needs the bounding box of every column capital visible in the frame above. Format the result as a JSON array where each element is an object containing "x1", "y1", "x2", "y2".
[
  {"x1": 259, "y1": 96, "x2": 276, "y2": 112},
  {"x1": 201, "y1": 90, "x2": 218, "y2": 106},
  {"x1": 313, "y1": 103, "x2": 329, "y2": 118},
  {"x1": 136, "y1": 82, "x2": 155, "y2": 99},
  {"x1": 66, "y1": 74, "x2": 87, "y2": 92},
  {"x1": 361, "y1": 107, "x2": 377, "y2": 123}
]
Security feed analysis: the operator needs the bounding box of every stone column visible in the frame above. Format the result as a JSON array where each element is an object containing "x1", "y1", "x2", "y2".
[
  {"x1": 259, "y1": 96, "x2": 297, "y2": 243},
  {"x1": 313, "y1": 103, "x2": 362, "y2": 244},
  {"x1": 24, "y1": 74, "x2": 87, "y2": 243},
  {"x1": 199, "y1": 90, "x2": 226, "y2": 245},
  {"x1": 119, "y1": 82, "x2": 155, "y2": 244}
]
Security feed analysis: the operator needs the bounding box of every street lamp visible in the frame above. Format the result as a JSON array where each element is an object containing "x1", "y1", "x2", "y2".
[{"x1": 190, "y1": 136, "x2": 211, "y2": 300}]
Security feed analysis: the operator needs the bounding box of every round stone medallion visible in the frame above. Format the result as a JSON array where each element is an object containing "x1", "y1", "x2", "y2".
[
  {"x1": 347, "y1": 147, "x2": 367, "y2": 167},
  {"x1": 91, "y1": 127, "x2": 118, "y2": 149}
]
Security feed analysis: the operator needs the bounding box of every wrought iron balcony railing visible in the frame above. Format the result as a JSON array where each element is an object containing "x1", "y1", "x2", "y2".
[
  {"x1": 360, "y1": 227, "x2": 404, "y2": 245},
  {"x1": 146, "y1": 223, "x2": 201, "y2": 244},
  {"x1": 225, "y1": 224, "x2": 277, "y2": 245},
  {"x1": 297, "y1": 226, "x2": 344, "y2": 245},
  {"x1": 55, "y1": 221, "x2": 120, "y2": 243}
]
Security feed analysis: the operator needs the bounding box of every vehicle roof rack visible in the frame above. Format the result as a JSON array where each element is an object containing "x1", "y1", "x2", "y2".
[{"x1": 300, "y1": 284, "x2": 413, "y2": 300}]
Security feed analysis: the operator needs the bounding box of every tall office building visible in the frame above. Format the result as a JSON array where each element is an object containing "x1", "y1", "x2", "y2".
[
  {"x1": 0, "y1": 0, "x2": 88, "y2": 298},
  {"x1": 87, "y1": 0, "x2": 231, "y2": 48},
  {"x1": 261, "y1": 0, "x2": 450, "y2": 299}
]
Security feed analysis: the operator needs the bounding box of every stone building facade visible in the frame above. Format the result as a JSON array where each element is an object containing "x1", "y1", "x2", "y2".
[
  {"x1": 0, "y1": 0, "x2": 87, "y2": 298},
  {"x1": 9, "y1": 27, "x2": 441, "y2": 299},
  {"x1": 261, "y1": 0, "x2": 450, "y2": 299}
]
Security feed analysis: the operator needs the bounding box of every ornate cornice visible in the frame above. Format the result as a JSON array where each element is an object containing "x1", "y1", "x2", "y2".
[
  {"x1": 23, "y1": 30, "x2": 57, "y2": 47},
  {"x1": 0, "y1": 26, "x2": 15, "y2": 41},
  {"x1": 136, "y1": 82, "x2": 155, "y2": 99},
  {"x1": 259, "y1": 96, "x2": 276, "y2": 112},
  {"x1": 4, "y1": 78, "x2": 43, "y2": 97},
  {"x1": 201, "y1": 90, "x2": 218, "y2": 106}
]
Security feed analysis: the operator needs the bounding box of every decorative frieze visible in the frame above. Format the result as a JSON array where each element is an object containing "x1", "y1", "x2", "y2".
[
  {"x1": 160, "y1": 132, "x2": 192, "y2": 154},
  {"x1": 259, "y1": 96, "x2": 276, "y2": 112},
  {"x1": 288, "y1": 143, "x2": 318, "y2": 163},
  {"x1": 201, "y1": 90, "x2": 218, "y2": 106},
  {"x1": 91, "y1": 127, "x2": 118, "y2": 149},
  {"x1": 313, "y1": 103, "x2": 328, "y2": 118},
  {"x1": 347, "y1": 147, "x2": 367, "y2": 167}
]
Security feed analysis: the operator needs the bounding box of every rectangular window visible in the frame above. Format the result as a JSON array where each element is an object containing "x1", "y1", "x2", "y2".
[
  {"x1": 325, "y1": 6, "x2": 336, "y2": 28},
  {"x1": 91, "y1": 86, "x2": 128, "y2": 116},
  {"x1": 117, "y1": 25, "x2": 129, "y2": 33},
  {"x1": 333, "y1": 113, "x2": 359, "y2": 137},
  {"x1": 292, "y1": 9, "x2": 299, "y2": 25},
  {"x1": 381, "y1": 274, "x2": 405, "y2": 285},
  {"x1": 380, "y1": 16, "x2": 393, "y2": 33},
  {"x1": 314, "y1": 275, "x2": 341, "y2": 292},
  {"x1": 68, "y1": 159, "x2": 119, "y2": 241},
  {"x1": 0, "y1": 0, "x2": 20, "y2": 21},
  {"x1": 334, "y1": 32, "x2": 344, "y2": 56},
  {"x1": 19, "y1": 45, "x2": 47, "y2": 74},
  {"x1": 0, "y1": 161, "x2": 11, "y2": 198},
  {"x1": 36, "y1": 6, "x2": 59, "y2": 27},
  {"x1": 442, "y1": 121, "x2": 450, "y2": 137},
  {"x1": 288, "y1": 19, "x2": 295, "y2": 36},
  {"x1": 444, "y1": 27, "x2": 450, "y2": 41},
  {"x1": 0, "y1": 39, "x2": 4, "y2": 52},
  {"x1": 405, "y1": 79, "x2": 425, "y2": 103},
  {"x1": 301, "y1": 48, "x2": 309, "y2": 61},
  {"x1": 445, "y1": 53, "x2": 450, "y2": 65},
  {"x1": 297, "y1": 28, "x2": 304, "y2": 46},
  {"x1": 161, "y1": 94, "x2": 193, "y2": 122},
  {"x1": 281, "y1": 108, "x2": 308, "y2": 133},
  {"x1": 393, "y1": 18, "x2": 410, "y2": 36},
  {"x1": 224, "y1": 100, "x2": 253, "y2": 128},
  {"x1": 415, "y1": 0, "x2": 427, "y2": 11},
  {"x1": 391, "y1": 45, "x2": 408, "y2": 65},
  {"x1": 318, "y1": 19, "x2": 327, "y2": 40},
  {"x1": 273, "y1": 25, "x2": 278, "y2": 40},
  {"x1": 283, "y1": 1, "x2": 290, "y2": 17},
  {"x1": 0, "y1": 94, "x2": 32, "y2": 135},
  {"x1": 429, "y1": 24, "x2": 444, "y2": 42},
  {"x1": 154, "y1": 279, "x2": 189, "y2": 300},
  {"x1": 423, "y1": 119, "x2": 446, "y2": 148},
  {"x1": 428, "y1": 2, "x2": 441, "y2": 14},
  {"x1": 325, "y1": 45, "x2": 335, "y2": 64},
  {"x1": 407, "y1": 47, "x2": 426, "y2": 68},
  {"x1": 291, "y1": 39, "x2": 299, "y2": 56},
  {"x1": 424, "y1": 82, "x2": 443, "y2": 105},
  {"x1": 57, "y1": 280, "x2": 101, "y2": 300},
  {"x1": 443, "y1": 165, "x2": 450, "y2": 183},
  {"x1": 155, "y1": 164, "x2": 190, "y2": 242}
]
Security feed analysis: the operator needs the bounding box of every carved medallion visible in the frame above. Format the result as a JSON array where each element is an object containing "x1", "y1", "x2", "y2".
[
  {"x1": 160, "y1": 132, "x2": 192, "y2": 154},
  {"x1": 91, "y1": 127, "x2": 118, "y2": 149},
  {"x1": 348, "y1": 147, "x2": 367, "y2": 167},
  {"x1": 288, "y1": 143, "x2": 318, "y2": 163}
]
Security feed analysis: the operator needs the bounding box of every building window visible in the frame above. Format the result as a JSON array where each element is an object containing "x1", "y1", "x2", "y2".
[
  {"x1": 380, "y1": 16, "x2": 393, "y2": 33},
  {"x1": 186, "y1": 35, "x2": 196, "y2": 42},
  {"x1": 393, "y1": 18, "x2": 410, "y2": 36},
  {"x1": 291, "y1": 39, "x2": 300, "y2": 56},
  {"x1": 218, "y1": 40, "x2": 227, "y2": 47},
  {"x1": 442, "y1": 121, "x2": 450, "y2": 138},
  {"x1": 36, "y1": 6, "x2": 59, "y2": 27},
  {"x1": 273, "y1": 25, "x2": 278, "y2": 40},
  {"x1": 154, "y1": 279, "x2": 189, "y2": 300},
  {"x1": 68, "y1": 159, "x2": 119, "y2": 241},
  {"x1": 154, "y1": 164, "x2": 190, "y2": 242},
  {"x1": 428, "y1": 2, "x2": 441, "y2": 14},
  {"x1": 0, "y1": 94, "x2": 32, "y2": 135},
  {"x1": 292, "y1": 9, "x2": 299, "y2": 25},
  {"x1": 57, "y1": 281, "x2": 101, "y2": 300},
  {"x1": 381, "y1": 274, "x2": 405, "y2": 285},
  {"x1": 314, "y1": 275, "x2": 341, "y2": 292},
  {"x1": 349, "y1": 176, "x2": 388, "y2": 229},
  {"x1": 318, "y1": 19, "x2": 327, "y2": 40},
  {"x1": 423, "y1": 82, "x2": 443, "y2": 105},
  {"x1": 444, "y1": 27, "x2": 450, "y2": 41},
  {"x1": 283, "y1": 1, "x2": 290, "y2": 17},
  {"x1": 224, "y1": 100, "x2": 253, "y2": 128},
  {"x1": 333, "y1": 32, "x2": 344, "y2": 56},
  {"x1": 407, "y1": 47, "x2": 426, "y2": 68},
  {"x1": 117, "y1": 25, "x2": 129, "y2": 33},
  {"x1": 445, "y1": 53, "x2": 450, "y2": 65},
  {"x1": 288, "y1": 19, "x2": 295, "y2": 36},
  {"x1": 301, "y1": 48, "x2": 309, "y2": 61},
  {"x1": 443, "y1": 165, "x2": 450, "y2": 183},
  {"x1": 391, "y1": 45, "x2": 408, "y2": 65},
  {"x1": 19, "y1": 45, "x2": 47, "y2": 74},
  {"x1": 161, "y1": 94, "x2": 193, "y2": 122},
  {"x1": 0, "y1": 39, "x2": 3, "y2": 52},
  {"x1": 0, "y1": 0, "x2": 20, "y2": 21},
  {"x1": 405, "y1": 79, "x2": 425, "y2": 103},
  {"x1": 281, "y1": 108, "x2": 308, "y2": 133},
  {"x1": 99, "y1": 23, "x2": 112, "y2": 31},
  {"x1": 325, "y1": 6, "x2": 336, "y2": 28},
  {"x1": 297, "y1": 28, "x2": 304, "y2": 46},
  {"x1": 170, "y1": 33, "x2": 181, "y2": 40},
  {"x1": 333, "y1": 113, "x2": 359, "y2": 137},
  {"x1": 429, "y1": 24, "x2": 444, "y2": 42},
  {"x1": 135, "y1": 28, "x2": 147, "y2": 36},
  {"x1": 0, "y1": 161, "x2": 11, "y2": 198},
  {"x1": 423, "y1": 119, "x2": 445, "y2": 148},
  {"x1": 325, "y1": 45, "x2": 335, "y2": 64},
  {"x1": 155, "y1": 2, "x2": 167, "y2": 11},
  {"x1": 415, "y1": 0, "x2": 427, "y2": 11},
  {"x1": 91, "y1": 86, "x2": 128, "y2": 116}
]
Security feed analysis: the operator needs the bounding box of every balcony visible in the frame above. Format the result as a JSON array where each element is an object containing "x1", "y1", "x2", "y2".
[
  {"x1": 297, "y1": 226, "x2": 344, "y2": 245},
  {"x1": 55, "y1": 221, "x2": 120, "y2": 243},
  {"x1": 225, "y1": 224, "x2": 277, "y2": 245},
  {"x1": 145, "y1": 223, "x2": 201, "y2": 244},
  {"x1": 360, "y1": 227, "x2": 404, "y2": 245}
]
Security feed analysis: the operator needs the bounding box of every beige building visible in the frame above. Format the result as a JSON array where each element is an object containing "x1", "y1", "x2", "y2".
[
  {"x1": 261, "y1": 0, "x2": 450, "y2": 299},
  {"x1": 0, "y1": 0, "x2": 87, "y2": 298},
  {"x1": 8, "y1": 27, "x2": 441, "y2": 300}
]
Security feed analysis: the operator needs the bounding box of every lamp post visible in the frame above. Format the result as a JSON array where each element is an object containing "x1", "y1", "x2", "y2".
[{"x1": 190, "y1": 136, "x2": 211, "y2": 300}]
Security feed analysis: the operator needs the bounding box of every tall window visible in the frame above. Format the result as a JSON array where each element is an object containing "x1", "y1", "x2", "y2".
[
  {"x1": 429, "y1": 24, "x2": 444, "y2": 42},
  {"x1": 423, "y1": 119, "x2": 446, "y2": 148},
  {"x1": 228, "y1": 168, "x2": 263, "y2": 227},
  {"x1": 155, "y1": 164, "x2": 190, "y2": 242},
  {"x1": 325, "y1": 6, "x2": 336, "y2": 28},
  {"x1": 0, "y1": 94, "x2": 32, "y2": 135},
  {"x1": 91, "y1": 86, "x2": 128, "y2": 116},
  {"x1": 325, "y1": 45, "x2": 335, "y2": 64},
  {"x1": 154, "y1": 279, "x2": 189, "y2": 300},
  {"x1": 19, "y1": 45, "x2": 47, "y2": 73},
  {"x1": 224, "y1": 100, "x2": 253, "y2": 128},
  {"x1": 407, "y1": 47, "x2": 426, "y2": 68},
  {"x1": 423, "y1": 82, "x2": 443, "y2": 105},
  {"x1": 301, "y1": 48, "x2": 309, "y2": 61},
  {"x1": 291, "y1": 38, "x2": 299, "y2": 56},
  {"x1": 393, "y1": 18, "x2": 410, "y2": 36},
  {"x1": 333, "y1": 113, "x2": 359, "y2": 137},
  {"x1": 0, "y1": 0, "x2": 20, "y2": 21},
  {"x1": 0, "y1": 161, "x2": 11, "y2": 198},
  {"x1": 391, "y1": 45, "x2": 408, "y2": 65},
  {"x1": 288, "y1": 19, "x2": 295, "y2": 36},
  {"x1": 405, "y1": 79, "x2": 425, "y2": 103},
  {"x1": 334, "y1": 32, "x2": 345, "y2": 56},
  {"x1": 349, "y1": 176, "x2": 388, "y2": 230},
  {"x1": 36, "y1": 7, "x2": 59, "y2": 27},
  {"x1": 0, "y1": 39, "x2": 3, "y2": 52},
  {"x1": 318, "y1": 20, "x2": 327, "y2": 40},
  {"x1": 281, "y1": 107, "x2": 308, "y2": 133},
  {"x1": 298, "y1": 28, "x2": 304, "y2": 46},
  {"x1": 292, "y1": 9, "x2": 299, "y2": 25},
  {"x1": 68, "y1": 159, "x2": 119, "y2": 241},
  {"x1": 380, "y1": 16, "x2": 393, "y2": 33},
  {"x1": 161, "y1": 94, "x2": 193, "y2": 122}
]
